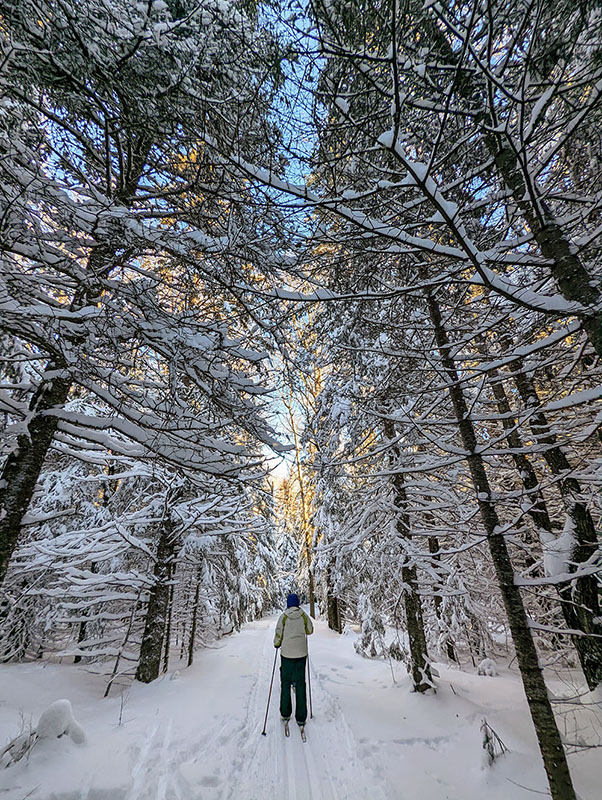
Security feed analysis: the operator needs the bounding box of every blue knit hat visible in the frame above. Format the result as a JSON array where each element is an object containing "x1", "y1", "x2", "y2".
[{"x1": 286, "y1": 593, "x2": 300, "y2": 608}]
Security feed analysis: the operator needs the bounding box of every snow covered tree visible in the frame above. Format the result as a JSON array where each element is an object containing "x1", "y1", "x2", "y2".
[
  {"x1": 0, "y1": 0, "x2": 287, "y2": 585},
  {"x1": 1, "y1": 441, "x2": 284, "y2": 686},
  {"x1": 205, "y1": 1, "x2": 602, "y2": 795},
  {"x1": 1, "y1": 2, "x2": 601, "y2": 796}
]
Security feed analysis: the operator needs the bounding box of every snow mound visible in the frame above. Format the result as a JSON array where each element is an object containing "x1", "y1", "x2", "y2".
[
  {"x1": 36, "y1": 699, "x2": 86, "y2": 745},
  {"x1": 477, "y1": 658, "x2": 498, "y2": 677},
  {"x1": 0, "y1": 699, "x2": 85, "y2": 768}
]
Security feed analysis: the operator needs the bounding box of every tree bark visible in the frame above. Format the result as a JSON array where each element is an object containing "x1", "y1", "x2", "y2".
[
  {"x1": 162, "y1": 562, "x2": 175, "y2": 675},
  {"x1": 307, "y1": 568, "x2": 316, "y2": 619},
  {"x1": 384, "y1": 419, "x2": 433, "y2": 692},
  {"x1": 508, "y1": 360, "x2": 602, "y2": 690},
  {"x1": 0, "y1": 368, "x2": 71, "y2": 584},
  {"x1": 428, "y1": 536, "x2": 457, "y2": 662},
  {"x1": 486, "y1": 366, "x2": 602, "y2": 677},
  {"x1": 425, "y1": 289, "x2": 576, "y2": 800},
  {"x1": 326, "y1": 593, "x2": 342, "y2": 632},
  {"x1": 187, "y1": 561, "x2": 203, "y2": 668},
  {"x1": 491, "y1": 143, "x2": 601, "y2": 356},
  {"x1": 487, "y1": 370, "x2": 555, "y2": 536},
  {"x1": 136, "y1": 509, "x2": 178, "y2": 684},
  {"x1": 325, "y1": 567, "x2": 343, "y2": 633}
]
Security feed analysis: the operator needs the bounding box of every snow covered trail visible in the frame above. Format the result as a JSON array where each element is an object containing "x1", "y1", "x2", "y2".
[
  {"x1": 1, "y1": 614, "x2": 601, "y2": 799},
  {"x1": 177, "y1": 615, "x2": 391, "y2": 800},
  {"x1": 0, "y1": 615, "x2": 392, "y2": 800}
]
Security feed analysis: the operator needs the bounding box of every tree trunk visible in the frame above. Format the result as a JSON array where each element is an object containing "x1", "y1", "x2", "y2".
[
  {"x1": 384, "y1": 419, "x2": 433, "y2": 692},
  {"x1": 325, "y1": 568, "x2": 343, "y2": 632},
  {"x1": 326, "y1": 593, "x2": 342, "y2": 632},
  {"x1": 428, "y1": 536, "x2": 456, "y2": 662},
  {"x1": 491, "y1": 143, "x2": 601, "y2": 356},
  {"x1": 162, "y1": 562, "x2": 175, "y2": 674},
  {"x1": 136, "y1": 512, "x2": 178, "y2": 684},
  {"x1": 0, "y1": 368, "x2": 71, "y2": 584},
  {"x1": 307, "y1": 568, "x2": 316, "y2": 619},
  {"x1": 425, "y1": 289, "x2": 576, "y2": 800},
  {"x1": 508, "y1": 360, "x2": 602, "y2": 690},
  {"x1": 179, "y1": 581, "x2": 194, "y2": 661},
  {"x1": 486, "y1": 360, "x2": 602, "y2": 682},
  {"x1": 187, "y1": 561, "x2": 203, "y2": 668},
  {"x1": 487, "y1": 370, "x2": 555, "y2": 537}
]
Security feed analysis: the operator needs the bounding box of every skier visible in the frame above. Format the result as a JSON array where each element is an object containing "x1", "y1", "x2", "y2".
[{"x1": 273, "y1": 593, "x2": 313, "y2": 732}]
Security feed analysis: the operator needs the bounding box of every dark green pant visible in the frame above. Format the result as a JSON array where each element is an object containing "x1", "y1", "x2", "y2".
[{"x1": 280, "y1": 655, "x2": 307, "y2": 724}]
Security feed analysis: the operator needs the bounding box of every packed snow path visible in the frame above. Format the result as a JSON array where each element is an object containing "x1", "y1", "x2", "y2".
[
  {"x1": 219, "y1": 618, "x2": 389, "y2": 800},
  {"x1": 1, "y1": 615, "x2": 601, "y2": 799},
  {"x1": 0, "y1": 616, "x2": 390, "y2": 800}
]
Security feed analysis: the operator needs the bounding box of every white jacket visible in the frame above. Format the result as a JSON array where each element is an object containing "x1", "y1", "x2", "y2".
[{"x1": 274, "y1": 607, "x2": 313, "y2": 658}]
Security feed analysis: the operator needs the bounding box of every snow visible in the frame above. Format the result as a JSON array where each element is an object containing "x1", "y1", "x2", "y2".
[
  {"x1": 542, "y1": 385, "x2": 602, "y2": 411},
  {"x1": 524, "y1": 86, "x2": 555, "y2": 141},
  {"x1": 0, "y1": 615, "x2": 600, "y2": 799},
  {"x1": 334, "y1": 97, "x2": 349, "y2": 115},
  {"x1": 542, "y1": 519, "x2": 577, "y2": 578},
  {"x1": 477, "y1": 658, "x2": 498, "y2": 677},
  {"x1": 36, "y1": 699, "x2": 86, "y2": 744},
  {"x1": 376, "y1": 128, "x2": 395, "y2": 149}
]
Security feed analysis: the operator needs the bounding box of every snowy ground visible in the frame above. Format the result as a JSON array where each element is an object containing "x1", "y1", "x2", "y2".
[{"x1": 1, "y1": 614, "x2": 601, "y2": 800}]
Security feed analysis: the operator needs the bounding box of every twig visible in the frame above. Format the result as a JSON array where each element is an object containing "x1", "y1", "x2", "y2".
[{"x1": 505, "y1": 777, "x2": 550, "y2": 795}]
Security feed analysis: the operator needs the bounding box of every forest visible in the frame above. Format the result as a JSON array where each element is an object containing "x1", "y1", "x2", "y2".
[{"x1": 0, "y1": 1, "x2": 601, "y2": 799}]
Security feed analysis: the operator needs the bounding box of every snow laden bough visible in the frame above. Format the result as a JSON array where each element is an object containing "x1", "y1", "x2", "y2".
[{"x1": 0, "y1": 699, "x2": 86, "y2": 768}]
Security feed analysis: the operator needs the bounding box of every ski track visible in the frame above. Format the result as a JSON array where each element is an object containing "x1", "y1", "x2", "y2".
[
  {"x1": 222, "y1": 618, "x2": 393, "y2": 800},
  {"x1": 127, "y1": 614, "x2": 396, "y2": 800},
  {"x1": 122, "y1": 718, "x2": 190, "y2": 800}
]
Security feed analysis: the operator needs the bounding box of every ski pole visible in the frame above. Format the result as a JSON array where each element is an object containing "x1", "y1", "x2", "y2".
[
  {"x1": 307, "y1": 653, "x2": 313, "y2": 719},
  {"x1": 261, "y1": 648, "x2": 278, "y2": 736}
]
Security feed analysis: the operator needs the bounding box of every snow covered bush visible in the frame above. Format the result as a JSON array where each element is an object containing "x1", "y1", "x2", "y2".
[
  {"x1": 477, "y1": 659, "x2": 498, "y2": 677},
  {"x1": 0, "y1": 699, "x2": 85, "y2": 768},
  {"x1": 1, "y1": 459, "x2": 286, "y2": 686},
  {"x1": 353, "y1": 600, "x2": 387, "y2": 659},
  {"x1": 480, "y1": 718, "x2": 508, "y2": 767},
  {"x1": 0, "y1": 728, "x2": 36, "y2": 769},
  {"x1": 36, "y1": 700, "x2": 86, "y2": 745}
]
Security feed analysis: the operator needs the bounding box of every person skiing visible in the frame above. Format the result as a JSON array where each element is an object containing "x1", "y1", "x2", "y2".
[{"x1": 273, "y1": 593, "x2": 313, "y2": 730}]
